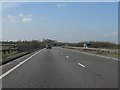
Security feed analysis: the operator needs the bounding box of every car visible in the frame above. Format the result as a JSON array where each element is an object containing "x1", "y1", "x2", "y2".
[{"x1": 46, "y1": 44, "x2": 52, "y2": 49}]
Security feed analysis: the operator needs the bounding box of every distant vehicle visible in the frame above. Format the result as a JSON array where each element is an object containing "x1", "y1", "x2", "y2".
[
  {"x1": 46, "y1": 44, "x2": 52, "y2": 49},
  {"x1": 83, "y1": 43, "x2": 92, "y2": 48}
]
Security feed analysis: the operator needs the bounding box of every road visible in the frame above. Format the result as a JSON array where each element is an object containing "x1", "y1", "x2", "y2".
[{"x1": 1, "y1": 47, "x2": 118, "y2": 88}]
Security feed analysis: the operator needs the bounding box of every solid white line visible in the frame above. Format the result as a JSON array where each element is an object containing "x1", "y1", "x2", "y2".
[
  {"x1": 66, "y1": 56, "x2": 69, "y2": 58},
  {"x1": 0, "y1": 49, "x2": 44, "y2": 79},
  {"x1": 78, "y1": 63, "x2": 85, "y2": 68}
]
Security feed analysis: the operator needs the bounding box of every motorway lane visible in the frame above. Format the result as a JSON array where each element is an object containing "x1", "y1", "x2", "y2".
[
  {"x1": 2, "y1": 47, "x2": 118, "y2": 88},
  {"x1": 57, "y1": 47, "x2": 118, "y2": 86}
]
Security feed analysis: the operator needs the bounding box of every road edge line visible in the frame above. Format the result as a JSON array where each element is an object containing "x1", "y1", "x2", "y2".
[{"x1": 0, "y1": 49, "x2": 44, "y2": 79}]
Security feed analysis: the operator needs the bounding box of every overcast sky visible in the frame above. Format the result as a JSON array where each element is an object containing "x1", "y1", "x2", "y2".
[{"x1": 2, "y1": 2, "x2": 118, "y2": 43}]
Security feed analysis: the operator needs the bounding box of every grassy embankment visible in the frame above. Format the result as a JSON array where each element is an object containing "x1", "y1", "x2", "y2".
[
  {"x1": 83, "y1": 50, "x2": 119, "y2": 59},
  {"x1": 66, "y1": 47, "x2": 119, "y2": 59},
  {"x1": 2, "y1": 45, "x2": 28, "y2": 63},
  {"x1": 2, "y1": 51, "x2": 27, "y2": 60}
]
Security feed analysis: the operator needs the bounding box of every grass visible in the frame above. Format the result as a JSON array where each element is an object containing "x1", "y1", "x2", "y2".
[
  {"x1": 2, "y1": 51, "x2": 18, "y2": 60},
  {"x1": 66, "y1": 47, "x2": 119, "y2": 59},
  {"x1": 2, "y1": 51, "x2": 28, "y2": 61},
  {"x1": 82, "y1": 50, "x2": 119, "y2": 59}
]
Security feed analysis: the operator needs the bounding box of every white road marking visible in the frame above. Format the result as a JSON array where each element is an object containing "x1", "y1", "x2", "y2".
[
  {"x1": 78, "y1": 63, "x2": 85, "y2": 68},
  {"x1": 61, "y1": 53, "x2": 63, "y2": 55},
  {"x1": 0, "y1": 49, "x2": 44, "y2": 79},
  {"x1": 66, "y1": 56, "x2": 69, "y2": 58}
]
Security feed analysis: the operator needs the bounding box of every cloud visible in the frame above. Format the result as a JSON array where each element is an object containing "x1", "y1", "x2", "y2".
[
  {"x1": 7, "y1": 13, "x2": 32, "y2": 23},
  {"x1": 104, "y1": 32, "x2": 118, "y2": 37},
  {"x1": 22, "y1": 17, "x2": 32, "y2": 23},
  {"x1": 112, "y1": 32, "x2": 118, "y2": 36},
  {"x1": 56, "y1": 3, "x2": 66, "y2": 8},
  {"x1": 22, "y1": 14, "x2": 32, "y2": 23},
  {"x1": 19, "y1": 13, "x2": 24, "y2": 17},
  {"x1": 7, "y1": 14, "x2": 17, "y2": 23}
]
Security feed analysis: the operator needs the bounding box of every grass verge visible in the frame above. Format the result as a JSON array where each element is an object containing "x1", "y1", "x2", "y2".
[
  {"x1": 65, "y1": 47, "x2": 119, "y2": 59},
  {"x1": 83, "y1": 50, "x2": 119, "y2": 59},
  {"x1": 1, "y1": 51, "x2": 29, "y2": 65}
]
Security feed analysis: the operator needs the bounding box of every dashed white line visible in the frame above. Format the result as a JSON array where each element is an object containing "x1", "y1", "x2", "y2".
[
  {"x1": 61, "y1": 53, "x2": 63, "y2": 55},
  {"x1": 66, "y1": 56, "x2": 69, "y2": 58},
  {"x1": 0, "y1": 49, "x2": 44, "y2": 79},
  {"x1": 78, "y1": 63, "x2": 85, "y2": 68}
]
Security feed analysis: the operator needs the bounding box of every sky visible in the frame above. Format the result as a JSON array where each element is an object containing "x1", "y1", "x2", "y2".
[
  {"x1": 2, "y1": 2, "x2": 118, "y2": 43},
  {"x1": 1, "y1": 0, "x2": 119, "y2": 2}
]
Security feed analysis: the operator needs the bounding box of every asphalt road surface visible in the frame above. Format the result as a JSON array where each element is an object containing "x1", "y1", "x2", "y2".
[{"x1": 1, "y1": 47, "x2": 118, "y2": 88}]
